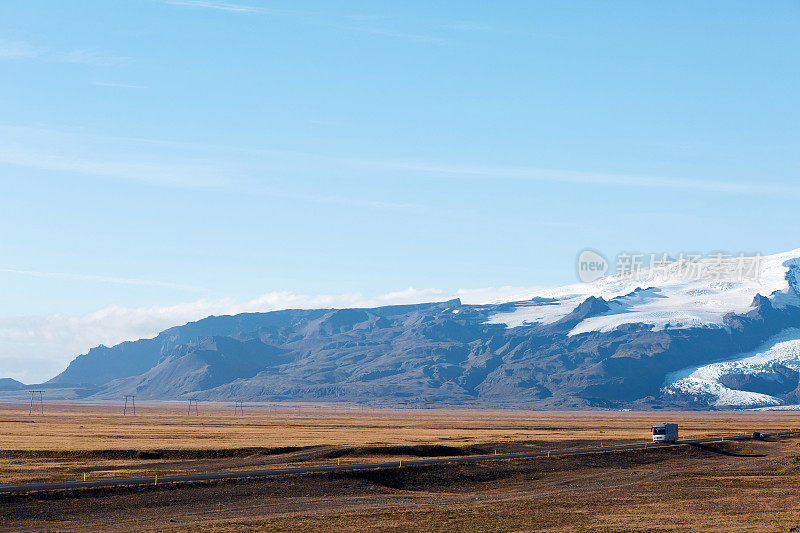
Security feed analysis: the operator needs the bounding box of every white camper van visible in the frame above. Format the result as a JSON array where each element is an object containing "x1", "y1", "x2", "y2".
[{"x1": 652, "y1": 423, "x2": 678, "y2": 443}]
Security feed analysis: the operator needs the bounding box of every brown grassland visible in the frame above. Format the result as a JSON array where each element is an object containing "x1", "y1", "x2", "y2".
[{"x1": 2, "y1": 402, "x2": 800, "y2": 531}]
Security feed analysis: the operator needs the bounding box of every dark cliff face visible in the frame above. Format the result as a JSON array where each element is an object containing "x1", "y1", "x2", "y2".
[{"x1": 37, "y1": 290, "x2": 800, "y2": 408}]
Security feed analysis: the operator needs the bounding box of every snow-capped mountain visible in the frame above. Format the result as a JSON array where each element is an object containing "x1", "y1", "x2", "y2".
[
  {"x1": 487, "y1": 249, "x2": 800, "y2": 335},
  {"x1": 6, "y1": 249, "x2": 800, "y2": 410}
]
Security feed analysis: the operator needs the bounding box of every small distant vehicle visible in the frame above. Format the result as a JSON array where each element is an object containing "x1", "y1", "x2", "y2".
[{"x1": 652, "y1": 423, "x2": 678, "y2": 443}]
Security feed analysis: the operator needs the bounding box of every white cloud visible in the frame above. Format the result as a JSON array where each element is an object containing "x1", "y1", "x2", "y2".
[
  {"x1": 0, "y1": 40, "x2": 42, "y2": 59},
  {"x1": 5, "y1": 123, "x2": 791, "y2": 216},
  {"x1": 91, "y1": 81, "x2": 148, "y2": 89},
  {"x1": 260, "y1": 188, "x2": 422, "y2": 210},
  {"x1": 0, "y1": 286, "x2": 542, "y2": 384},
  {"x1": 0, "y1": 269, "x2": 203, "y2": 291},
  {"x1": 163, "y1": 1, "x2": 267, "y2": 13},
  {"x1": 349, "y1": 26, "x2": 449, "y2": 45},
  {"x1": 161, "y1": 3, "x2": 448, "y2": 43},
  {"x1": 0, "y1": 125, "x2": 423, "y2": 209},
  {"x1": 51, "y1": 49, "x2": 128, "y2": 66},
  {"x1": 385, "y1": 161, "x2": 800, "y2": 197},
  {"x1": 0, "y1": 40, "x2": 127, "y2": 66},
  {"x1": 0, "y1": 125, "x2": 234, "y2": 189}
]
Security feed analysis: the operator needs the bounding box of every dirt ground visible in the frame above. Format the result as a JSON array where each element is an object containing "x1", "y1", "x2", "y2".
[
  {"x1": 2, "y1": 403, "x2": 800, "y2": 531},
  {"x1": 3, "y1": 438, "x2": 800, "y2": 532}
]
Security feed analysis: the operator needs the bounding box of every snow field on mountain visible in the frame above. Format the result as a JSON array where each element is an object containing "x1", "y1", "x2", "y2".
[{"x1": 487, "y1": 249, "x2": 800, "y2": 335}]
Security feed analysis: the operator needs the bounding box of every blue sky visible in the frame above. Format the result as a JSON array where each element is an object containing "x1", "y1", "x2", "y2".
[{"x1": 1, "y1": 1, "x2": 799, "y2": 381}]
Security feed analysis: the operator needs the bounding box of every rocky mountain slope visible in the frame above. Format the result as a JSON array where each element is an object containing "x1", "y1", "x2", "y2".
[
  {"x1": 29, "y1": 249, "x2": 800, "y2": 408},
  {"x1": 0, "y1": 378, "x2": 25, "y2": 391}
]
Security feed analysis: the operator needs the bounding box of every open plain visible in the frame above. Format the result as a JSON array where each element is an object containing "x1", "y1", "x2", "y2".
[{"x1": 2, "y1": 402, "x2": 800, "y2": 531}]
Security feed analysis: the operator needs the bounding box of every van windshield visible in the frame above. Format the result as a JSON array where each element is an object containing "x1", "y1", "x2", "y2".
[{"x1": 653, "y1": 428, "x2": 666, "y2": 435}]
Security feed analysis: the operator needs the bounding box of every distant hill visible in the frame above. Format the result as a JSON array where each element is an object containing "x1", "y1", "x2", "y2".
[
  {"x1": 0, "y1": 378, "x2": 26, "y2": 391},
  {"x1": 34, "y1": 249, "x2": 800, "y2": 409}
]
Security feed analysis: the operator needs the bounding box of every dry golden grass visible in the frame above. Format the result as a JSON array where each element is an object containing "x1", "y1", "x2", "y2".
[
  {"x1": 2, "y1": 401, "x2": 799, "y2": 451},
  {"x1": 3, "y1": 401, "x2": 799, "y2": 486},
  {"x1": 4, "y1": 402, "x2": 800, "y2": 532}
]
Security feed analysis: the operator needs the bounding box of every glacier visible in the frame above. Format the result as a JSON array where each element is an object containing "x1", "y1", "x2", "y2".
[
  {"x1": 486, "y1": 249, "x2": 800, "y2": 336},
  {"x1": 664, "y1": 328, "x2": 800, "y2": 408}
]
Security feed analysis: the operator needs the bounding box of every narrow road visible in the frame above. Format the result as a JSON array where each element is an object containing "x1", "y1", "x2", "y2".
[{"x1": 1, "y1": 431, "x2": 793, "y2": 495}]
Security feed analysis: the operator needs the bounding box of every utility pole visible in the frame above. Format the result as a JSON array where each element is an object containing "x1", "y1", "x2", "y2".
[
  {"x1": 188, "y1": 398, "x2": 199, "y2": 416},
  {"x1": 28, "y1": 390, "x2": 44, "y2": 416},
  {"x1": 123, "y1": 395, "x2": 136, "y2": 415}
]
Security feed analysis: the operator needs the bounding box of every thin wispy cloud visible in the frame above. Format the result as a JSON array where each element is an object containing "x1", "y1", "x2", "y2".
[
  {"x1": 0, "y1": 125, "x2": 234, "y2": 189},
  {"x1": 383, "y1": 161, "x2": 800, "y2": 197},
  {"x1": 0, "y1": 40, "x2": 41, "y2": 59},
  {"x1": 0, "y1": 144, "x2": 226, "y2": 189},
  {"x1": 53, "y1": 49, "x2": 128, "y2": 66},
  {"x1": 446, "y1": 20, "x2": 499, "y2": 32},
  {"x1": 442, "y1": 19, "x2": 529, "y2": 37},
  {"x1": 0, "y1": 39, "x2": 127, "y2": 66},
  {"x1": 92, "y1": 81, "x2": 149, "y2": 89},
  {"x1": 163, "y1": 0, "x2": 267, "y2": 13},
  {"x1": 2, "y1": 124, "x2": 798, "y2": 201},
  {"x1": 0, "y1": 125, "x2": 427, "y2": 211},
  {"x1": 260, "y1": 188, "x2": 423, "y2": 211},
  {"x1": 161, "y1": 2, "x2": 447, "y2": 44},
  {"x1": 0, "y1": 269, "x2": 203, "y2": 291},
  {"x1": 350, "y1": 26, "x2": 449, "y2": 45}
]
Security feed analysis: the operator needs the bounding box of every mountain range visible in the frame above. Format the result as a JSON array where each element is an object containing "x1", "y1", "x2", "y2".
[{"x1": 8, "y1": 249, "x2": 800, "y2": 409}]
